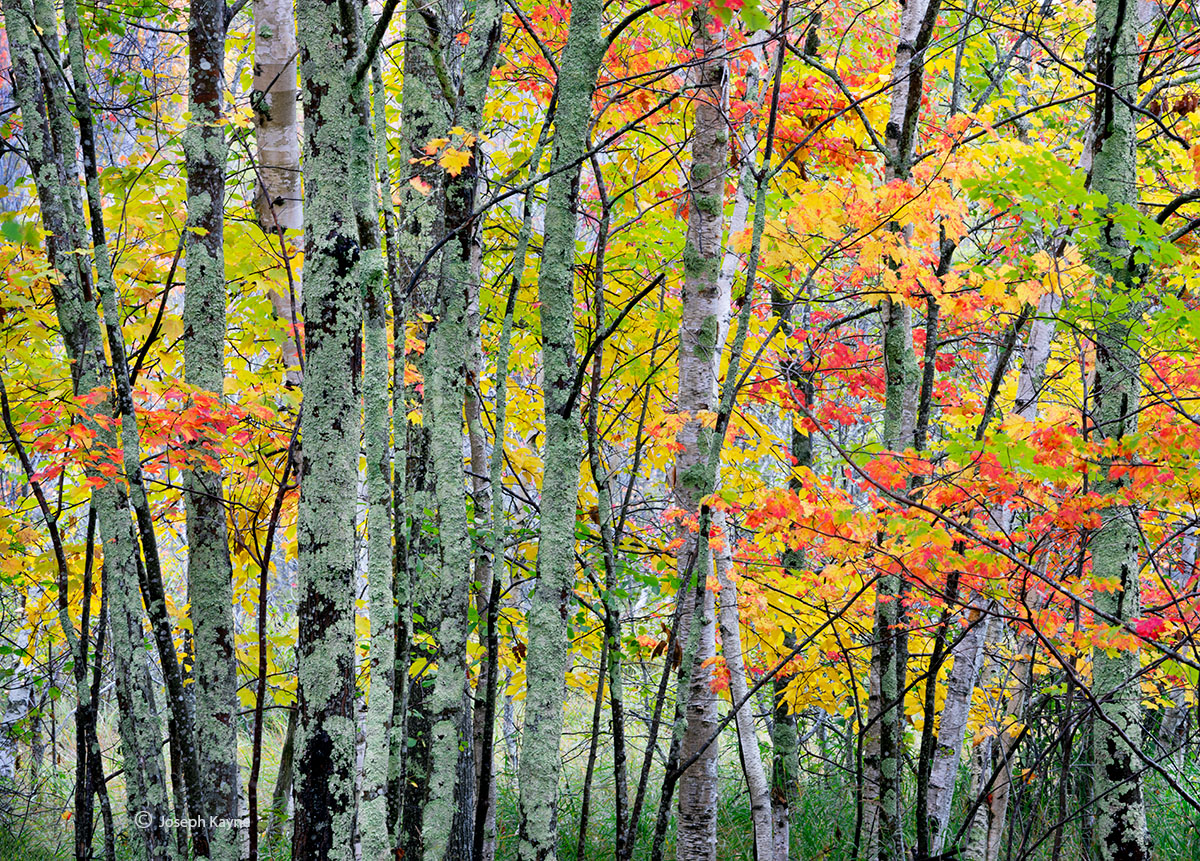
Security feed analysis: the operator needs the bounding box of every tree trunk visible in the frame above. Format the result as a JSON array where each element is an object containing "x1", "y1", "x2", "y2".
[
  {"x1": 253, "y1": 0, "x2": 304, "y2": 385},
  {"x1": 267, "y1": 707, "x2": 298, "y2": 845},
  {"x1": 1086, "y1": 0, "x2": 1149, "y2": 857},
  {"x1": 290, "y1": 0, "x2": 367, "y2": 855},
  {"x1": 925, "y1": 607, "x2": 990, "y2": 855},
  {"x1": 359, "y1": 15, "x2": 395, "y2": 860},
  {"x1": 1, "y1": 1, "x2": 173, "y2": 854},
  {"x1": 672, "y1": 9, "x2": 731, "y2": 860},
  {"x1": 866, "y1": 2, "x2": 940, "y2": 857},
  {"x1": 714, "y1": 515, "x2": 773, "y2": 860},
  {"x1": 183, "y1": 1, "x2": 242, "y2": 856},
  {"x1": 418, "y1": 2, "x2": 502, "y2": 856},
  {"x1": 514, "y1": 0, "x2": 604, "y2": 855},
  {"x1": 390, "y1": 0, "x2": 453, "y2": 840}
]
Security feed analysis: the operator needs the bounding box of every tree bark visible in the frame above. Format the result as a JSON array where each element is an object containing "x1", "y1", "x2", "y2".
[
  {"x1": 417, "y1": 2, "x2": 502, "y2": 857},
  {"x1": 671, "y1": 10, "x2": 731, "y2": 860},
  {"x1": 865, "y1": 3, "x2": 940, "y2": 857},
  {"x1": 253, "y1": 0, "x2": 304, "y2": 385},
  {"x1": 359, "y1": 12, "x2": 395, "y2": 860},
  {"x1": 714, "y1": 515, "x2": 773, "y2": 860},
  {"x1": 1086, "y1": 0, "x2": 1150, "y2": 856},
  {"x1": 183, "y1": 0, "x2": 242, "y2": 856},
  {"x1": 514, "y1": 0, "x2": 605, "y2": 856},
  {"x1": 1, "y1": 1, "x2": 173, "y2": 855},
  {"x1": 290, "y1": 0, "x2": 367, "y2": 855}
]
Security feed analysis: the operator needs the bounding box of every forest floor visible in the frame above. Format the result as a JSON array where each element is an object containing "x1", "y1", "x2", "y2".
[{"x1": 5, "y1": 704, "x2": 1200, "y2": 860}]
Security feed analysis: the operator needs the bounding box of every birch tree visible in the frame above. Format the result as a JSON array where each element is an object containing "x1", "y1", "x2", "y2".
[{"x1": 672, "y1": 8, "x2": 731, "y2": 859}]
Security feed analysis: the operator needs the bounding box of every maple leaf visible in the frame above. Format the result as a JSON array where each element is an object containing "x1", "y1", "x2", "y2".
[
  {"x1": 439, "y1": 147, "x2": 472, "y2": 176},
  {"x1": 1135, "y1": 617, "x2": 1166, "y2": 640}
]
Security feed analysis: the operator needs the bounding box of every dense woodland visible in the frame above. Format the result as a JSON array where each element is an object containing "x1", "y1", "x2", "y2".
[{"x1": 2, "y1": 0, "x2": 1200, "y2": 859}]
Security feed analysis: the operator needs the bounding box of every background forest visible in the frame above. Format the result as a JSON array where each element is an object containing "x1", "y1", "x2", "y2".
[{"x1": 1, "y1": 0, "x2": 1199, "y2": 859}]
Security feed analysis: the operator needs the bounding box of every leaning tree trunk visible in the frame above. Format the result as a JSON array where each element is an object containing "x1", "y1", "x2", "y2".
[
  {"x1": 1, "y1": 1, "x2": 172, "y2": 856},
  {"x1": 290, "y1": 0, "x2": 367, "y2": 856},
  {"x1": 1086, "y1": 0, "x2": 1150, "y2": 857},
  {"x1": 183, "y1": 1, "x2": 242, "y2": 857},
  {"x1": 515, "y1": 0, "x2": 605, "y2": 855},
  {"x1": 37, "y1": 0, "x2": 207, "y2": 842},
  {"x1": 672, "y1": 8, "x2": 731, "y2": 861},
  {"x1": 714, "y1": 516, "x2": 773, "y2": 860}
]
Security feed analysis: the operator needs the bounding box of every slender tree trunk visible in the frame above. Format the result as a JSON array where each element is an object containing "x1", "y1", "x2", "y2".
[
  {"x1": 470, "y1": 107, "x2": 548, "y2": 861},
  {"x1": 581, "y1": 160, "x2": 635, "y2": 861},
  {"x1": 1, "y1": 1, "x2": 172, "y2": 855},
  {"x1": 576, "y1": 636, "x2": 609, "y2": 861},
  {"x1": 358, "y1": 13, "x2": 395, "y2": 860},
  {"x1": 465, "y1": 175, "x2": 498, "y2": 861},
  {"x1": 371, "y1": 50, "x2": 410, "y2": 849},
  {"x1": 267, "y1": 706, "x2": 298, "y2": 844},
  {"x1": 391, "y1": 0, "x2": 453, "y2": 840},
  {"x1": 515, "y1": 0, "x2": 604, "y2": 855},
  {"x1": 418, "y1": 3, "x2": 502, "y2": 857},
  {"x1": 925, "y1": 607, "x2": 990, "y2": 855},
  {"x1": 714, "y1": 514, "x2": 773, "y2": 860},
  {"x1": 865, "y1": 3, "x2": 940, "y2": 857},
  {"x1": 183, "y1": 1, "x2": 241, "y2": 856},
  {"x1": 42, "y1": 0, "x2": 209, "y2": 837}
]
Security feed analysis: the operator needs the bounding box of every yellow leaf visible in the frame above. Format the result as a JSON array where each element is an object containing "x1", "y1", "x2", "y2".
[{"x1": 439, "y1": 147, "x2": 472, "y2": 177}]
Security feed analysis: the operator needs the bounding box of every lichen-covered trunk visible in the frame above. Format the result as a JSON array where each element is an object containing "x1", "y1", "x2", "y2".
[
  {"x1": 864, "y1": 3, "x2": 939, "y2": 857},
  {"x1": 291, "y1": 0, "x2": 365, "y2": 855},
  {"x1": 413, "y1": 4, "x2": 501, "y2": 858},
  {"x1": 392, "y1": 4, "x2": 454, "y2": 845},
  {"x1": 358, "y1": 17, "x2": 395, "y2": 860},
  {"x1": 183, "y1": 1, "x2": 241, "y2": 855},
  {"x1": 1086, "y1": 0, "x2": 1149, "y2": 857},
  {"x1": 3, "y1": 2, "x2": 172, "y2": 856},
  {"x1": 671, "y1": 11, "x2": 730, "y2": 861},
  {"x1": 515, "y1": 0, "x2": 604, "y2": 855}
]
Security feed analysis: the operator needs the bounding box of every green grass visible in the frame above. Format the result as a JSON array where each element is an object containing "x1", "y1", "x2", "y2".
[{"x1": 8, "y1": 745, "x2": 1200, "y2": 860}]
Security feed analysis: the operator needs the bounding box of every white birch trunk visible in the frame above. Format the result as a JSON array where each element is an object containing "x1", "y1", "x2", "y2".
[
  {"x1": 253, "y1": 0, "x2": 304, "y2": 386},
  {"x1": 714, "y1": 514, "x2": 774, "y2": 860}
]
